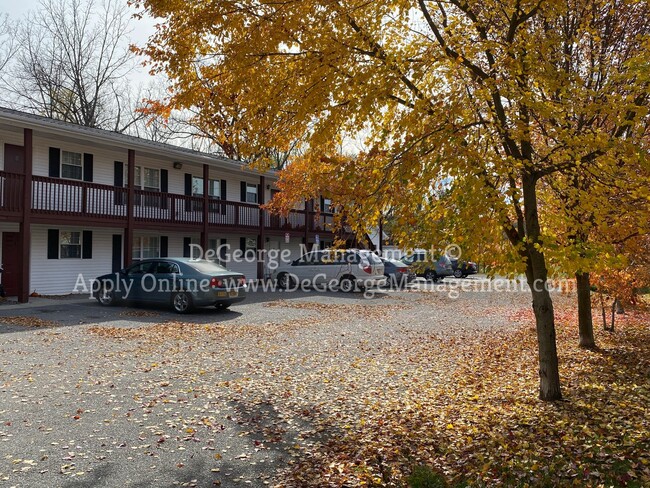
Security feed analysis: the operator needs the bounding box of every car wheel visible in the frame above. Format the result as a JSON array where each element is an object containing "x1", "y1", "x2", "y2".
[
  {"x1": 172, "y1": 291, "x2": 193, "y2": 314},
  {"x1": 453, "y1": 269, "x2": 463, "y2": 279},
  {"x1": 339, "y1": 276, "x2": 355, "y2": 293},
  {"x1": 277, "y1": 273, "x2": 294, "y2": 290},
  {"x1": 97, "y1": 284, "x2": 117, "y2": 306},
  {"x1": 424, "y1": 270, "x2": 438, "y2": 282}
]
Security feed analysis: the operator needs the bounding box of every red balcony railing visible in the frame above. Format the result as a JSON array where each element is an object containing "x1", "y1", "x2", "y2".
[
  {"x1": 0, "y1": 171, "x2": 24, "y2": 215},
  {"x1": 32, "y1": 175, "x2": 128, "y2": 220},
  {"x1": 0, "y1": 172, "x2": 335, "y2": 234}
]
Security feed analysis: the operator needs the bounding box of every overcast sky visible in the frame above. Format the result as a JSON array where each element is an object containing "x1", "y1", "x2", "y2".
[{"x1": 1, "y1": 0, "x2": 159, "y2": 85}]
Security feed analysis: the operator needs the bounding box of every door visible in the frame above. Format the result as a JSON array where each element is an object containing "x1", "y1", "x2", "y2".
[
  {"x1": 4, "y1": 144, "x2": 25, "y2": 174},
  {"x1": 3, "y1": 145, "x2": 25, "y2": 211},
  {"x1": 2, "y1": 232, "x2": 21, "y2": 296}
]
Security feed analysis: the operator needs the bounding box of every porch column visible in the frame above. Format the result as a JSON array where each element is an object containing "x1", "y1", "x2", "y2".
[
  {"x1": 378, "y1": 216, "x2": 383, "y2": 254},
  {"x1": 18, "y1": 128, "x2": 33, "y2": 303},
  {"x1": 124, "y1": 149, "x2": 135, "y2": 266},
  {"x1": 257, "y1": 175, "x2": 266, "y2": 280},
  {"x1": 303, "y1": 198, "x2": 311, "y2": 246},
  {"x1": 201, "y1": 164, "x2": 209, "y2": 251}
]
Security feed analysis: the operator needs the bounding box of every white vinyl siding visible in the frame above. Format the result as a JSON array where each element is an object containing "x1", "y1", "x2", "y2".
[{"x1": 29, "y1": 225, "x2": 118, "y2": 295}]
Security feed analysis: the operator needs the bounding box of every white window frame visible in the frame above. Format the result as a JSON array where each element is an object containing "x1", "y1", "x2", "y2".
[
  {"x1": 61, "y1": 150, "x2": 83, "y2": 181},
  {"x1": 322, "y1": 198, "x2": 332, "y2": 213},
  {"x1": 60, "y1": 230, "x2": 82, "y2": 259},
  {"x1": 125, "y1": 165, "x2": 161, "y2": 192},
  {"x1": 133, "y1": 236, "x2": 160, "y2": 260},
  {"x1": 192, "y1": 176, "x2": 221, "y2": 198},
  {"x1": 245, "y1": 183, "x2": 258, "y2": 204}
]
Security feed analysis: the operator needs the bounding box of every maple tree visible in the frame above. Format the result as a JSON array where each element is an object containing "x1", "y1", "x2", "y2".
[{"x1": 135, "y1": 0, "x2": 650, "y2": 401}]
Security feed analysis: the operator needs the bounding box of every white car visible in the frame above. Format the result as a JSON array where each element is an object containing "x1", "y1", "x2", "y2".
[{"x1": 273, "y1": 249, "x2": 386, "y2": 292}]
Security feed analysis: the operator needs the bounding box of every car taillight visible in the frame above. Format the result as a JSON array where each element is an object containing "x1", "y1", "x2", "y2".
[
  {"x1": 238, "y1": 277, "x2": 246, "y2": 286},
  {"x1": 210, "y1": 277, "x2": 224, "y2": 288},
  {"x1": 362, "y1": 265, "x2": 372, "y2": 274},
  {"x1": 397, "y1": 268, "x2": 407, "y2": 273}
]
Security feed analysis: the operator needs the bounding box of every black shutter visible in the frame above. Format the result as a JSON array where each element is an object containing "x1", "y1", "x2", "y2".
[
  {"x1": 114, "y1": 161, "x2": 124, "y2": 186},
  {"x1": 47, "y1": 229, "x2": 59, "y2": 259},
  {"x1": 48, "y1": 148, "x2": 60, "y2": 178},
  {"x1": 240, "y1": 237, "x2": 246, "y2": 251},
  {"x1": 320, "y1": 196, "x2": 325, "y2": 211},
  {"x1": 112, "y1": 234, "x2": 122, "y2": 272},
  {"x1": 160, "y1": 169, "x2": 168, "y2": 209},
  {"x1": 161, "y1": 169, "x2": 168, "y2": 193},
  {"x1": 114, "y1": 161, "x2": 124, "y2": 205},
  {"x1": 82, "y1": 231, "x2": 93, "y2": 259},
  {"x1": 258, "y1": 184, "x2": 262, "y2": 204},
  {"x1": 220, "y1": 180, "x2": 227, "y2": 200},
  {"x1": 83, "y1": 153, "x2": 93, "y2": 182},
  {"x1": 160, "y1": 236, "x2": 168, "y2": 258},
  {"x1": 184, "y1": 173, "x2": 193, "y2": 212},
  {"x1": 240, "y1": 182, "x2": 247, "y2": 202},
  {"x1": 183, "y1": 237, "x2": 191, "y2": 258}
]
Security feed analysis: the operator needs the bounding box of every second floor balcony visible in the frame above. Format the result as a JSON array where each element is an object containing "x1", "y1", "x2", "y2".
[{"x1": 0, "y1": 171, "x2": 335, "y2": 234}]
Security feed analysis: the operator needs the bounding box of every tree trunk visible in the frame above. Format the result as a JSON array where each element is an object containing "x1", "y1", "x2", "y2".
[
  {"x1": 522, "y1": 173, "x2": 562, "y2": 401},
  {"x1": 575, "y1": 272, "x2": 596, "y2": 348}
]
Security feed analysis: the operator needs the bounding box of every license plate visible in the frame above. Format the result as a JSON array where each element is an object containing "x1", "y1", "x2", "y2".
[
  {"x1": 217, "y1": 291, "x2": 227, "y2": 297},
  {"x1": 228, "y1": 290, "x2": 238, "y2": 298}
]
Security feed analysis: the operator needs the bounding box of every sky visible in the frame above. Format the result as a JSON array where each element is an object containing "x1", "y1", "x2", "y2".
[{"x1": 1, "y1": 0, "x2": 159, "y2": 85}]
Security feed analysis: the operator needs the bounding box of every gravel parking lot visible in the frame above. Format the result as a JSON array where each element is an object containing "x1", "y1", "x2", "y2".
[{"x1": 0, "y1": 277, "x2": 554, "y2": 487}]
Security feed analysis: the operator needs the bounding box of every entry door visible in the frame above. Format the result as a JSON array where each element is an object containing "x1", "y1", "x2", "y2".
[
  {"x1": 2, "y1": 232, "x2": 21, "y2": 296},
  {"x1": 3, "y1": 145, "x2": 25, "y2": 211},
  {"x1": 4, "y1": 144, "x2": 25, "y2": 174}
]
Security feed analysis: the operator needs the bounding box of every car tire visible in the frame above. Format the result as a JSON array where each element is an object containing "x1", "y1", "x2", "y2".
[
  {"x1": 97, "y1": 283, "x2": 117, "y2": 306},
  {"x1": 424, "y1": 270, "x2": 438, "y2": 282},
  {"x1": 453, "y1": 269, "x2": 463, "y2": 279},
  {"x1": 172, "y1": 291, "x2": 193, "y2": 314},
  {"x1": 339, "y1": 276, "x2": 355, "y2": 293},
  {"x1": 277, "y1": 273, "x2": 294, "y2": 290}
]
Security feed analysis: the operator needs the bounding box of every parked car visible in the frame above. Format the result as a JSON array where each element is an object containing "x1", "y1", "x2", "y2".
[
  {"x1": 94, "y1": 258, "x2": 247, "y2": 313},
  {"x1": 450, "y1": 259, "x2": 478, "y2": 278},
  {"x1": 400, "y1": 251, "x2": 453, "y2": 282},
  {"x1": 380, "y1": 257, "x2": 415, "y2": 288},
  {"x1": 273, "y1": 249, "x2": 386, "y2": 292}
]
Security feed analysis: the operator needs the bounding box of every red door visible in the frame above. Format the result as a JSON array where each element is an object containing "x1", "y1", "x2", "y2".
[
  {"x1": 4, "y1": 144, "x2": 25, "y2": 174},
  {"x1": 2, "y1": 232, "x2": 20, "y2": 296},
  {"x1": 3, "y1": 144, "x2": 25, "y2": 212}
]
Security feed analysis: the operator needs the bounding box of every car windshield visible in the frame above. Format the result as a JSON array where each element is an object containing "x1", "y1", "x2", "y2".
[{"x1": 186, "y1": 260, "x2": 229, "y2": 274}]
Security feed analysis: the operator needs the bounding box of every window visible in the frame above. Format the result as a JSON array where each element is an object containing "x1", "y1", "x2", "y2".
[
  {"x1": 61, "y1": 151, "x2": 82, "y2": 180},
  {"x1": 133, "y1": 236, "x2": 160, "y2": 260},
  {"x1": 60, "y1": 231, "x2": 81, "y2": 258},
  {"x1": 154, "y1": 261, "x2": 180, "y2": 274},
  {"x1": 245, "y1": 183, "x2": 258, "y2": 203},
  {"x1": 126, "y1": 165, "x2": 161, "y2": 207},
  {"x1": 322, "y1": 198, "x2": 332, "y2": 213},
  {"x1": 192, "y1": 177, "x2": 221, "y2": 198}
]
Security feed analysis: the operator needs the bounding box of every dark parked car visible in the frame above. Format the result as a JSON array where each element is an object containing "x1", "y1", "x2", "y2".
[
  {"x1": 450, "y1": 259, "x2": 478, "y2": 278},
  {"x1": 400, "y1": 251, "x2": 453, "y2": 282},
  {"x1": 380, "y1": 257, "x2": 414, "y2": 287},
  {"x1": 94, "y1": 258, "x2": 247, "y2": 313}
]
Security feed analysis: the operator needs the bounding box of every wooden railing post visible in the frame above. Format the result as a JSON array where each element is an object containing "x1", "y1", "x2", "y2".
[
  {"x1": 201, "y1": 164, "x2": 209, "y2": 251},
  {"x1": 257, "y1": 175, "x2": 266, "y2": 280},
  {"x1": 18, "y1": 128, "x2": 33, "y2": 303},
  {"x1": 124, "y1": 149, "x2": 135, "y2": 267}
]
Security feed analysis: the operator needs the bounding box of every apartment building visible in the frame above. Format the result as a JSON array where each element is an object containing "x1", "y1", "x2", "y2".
[{"x1": 0, "y1": 107, "x2": 335, "y2": 302}]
